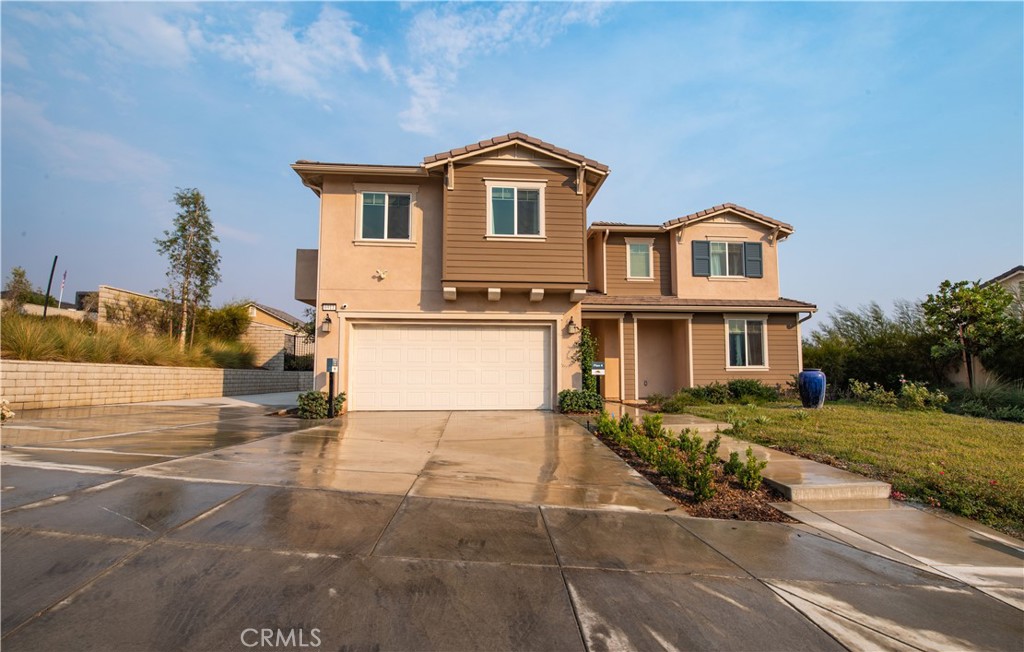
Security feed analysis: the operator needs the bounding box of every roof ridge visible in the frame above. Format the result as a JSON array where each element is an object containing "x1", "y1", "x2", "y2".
[
  {"x1": 662, "y1": 203, "x2": 794, "y2": 231},
  {"x1": 422, "y1": 132, "x2": 609, "y2": 172}
]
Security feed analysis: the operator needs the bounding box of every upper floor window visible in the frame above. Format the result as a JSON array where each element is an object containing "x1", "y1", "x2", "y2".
[
  {"x1": 727, "y1": 318, "x2": 766, "y2": 368},
  {"x1": 692, "y1": 241, "x2": 763, "y2": 278},
  {"x1": 625, "y1": 238, "x2": 654, "y2": 280},
  {"x1": 485, "y1": 180, "x2": 545, "y2": 238},
  {"x1": 361, "y1": 192, "x2": 411, "y2": 240}
]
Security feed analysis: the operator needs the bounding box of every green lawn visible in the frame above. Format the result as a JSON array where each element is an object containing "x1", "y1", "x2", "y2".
[{"x1": 680, "y1": 402, "x2": 1024, "y2": 538}]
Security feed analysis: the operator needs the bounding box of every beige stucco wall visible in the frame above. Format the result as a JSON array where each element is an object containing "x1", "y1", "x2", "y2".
[
  {"x1": 585, "y1": 317, "x2": 621, "y2": 401},
  {"x1": 636, "y1": 319, "x2": 678, "y2": 397},
  {"x1": 671, "y1": 213, "x2": 783, "y2": 300}
]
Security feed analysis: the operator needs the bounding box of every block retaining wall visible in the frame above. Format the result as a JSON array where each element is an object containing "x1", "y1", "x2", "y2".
[{"x1": 1, "y1": 360, "x2": 314, "y2": 411}]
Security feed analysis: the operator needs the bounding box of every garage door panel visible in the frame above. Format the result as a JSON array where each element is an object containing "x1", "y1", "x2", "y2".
[{"x1": 351, "y1": 324, "x2": 551, "y2": 411}]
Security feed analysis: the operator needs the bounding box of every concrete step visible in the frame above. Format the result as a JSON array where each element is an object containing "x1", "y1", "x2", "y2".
[{"x1": 714, "y1": 435, "x2": 892, "y2": 502}]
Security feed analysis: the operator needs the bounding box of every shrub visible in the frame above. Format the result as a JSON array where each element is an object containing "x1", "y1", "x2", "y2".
[
  {"x1": 688, "y1": 453, "x2": 717, "y2": 501},
  {"x1": 0, "y1": 312, "x2": 257, "y2": 369},
  {"x1": 619, "y1": 413, "x2": 636, "y2": 438},
  {"x1": 946, "y1": 380, "x2": 1024, "y2": 423},
  {"x1": 202, "y1": 340, "x2": 256, "y2": 369},
  {"x1": 897, "y1": 378, "x2": 948, "y2": 410},
  {"x1": 284, "y1": 353, "x2": 313, "y2": 371},
  {"x1": 723, "y1": 451, "x2": 742, "y2": 476},
  {"x1": 736, "y1": 447, "x2": 768, "y2": 490},
  {"x1": 727, "y1": 379, "x2": 780, "y2": 403},
  {"x1": 1, "y1": 314, "x2": 59, "y2": 360},
  {"x1": 297, "y1": 391, "x2": 346, "y2": 419},
  {"x1": 850, "y1": 377, "x2": 948, "y2": 410},
  {"x1": 1, "y1": 399, "x2": 14, "y2": 422},
  {"x1": 557, "y1": 389, "x2": 604, "y2": 413},
  {"x1": 197, "y1": 302, "x2": 252, "y2": 341},
  {"x1": 849, "y1": 379, "x2": 898, "y2": 407},
  {"x1": 641, "y1": 413, "x2": 665, "y2": 439},
  {"x1": 691, "y1": 381, "x2": 731, "y2": 404}
]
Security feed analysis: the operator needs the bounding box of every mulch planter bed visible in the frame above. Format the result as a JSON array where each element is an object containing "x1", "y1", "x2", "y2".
[{"x1": 592, "y1": 428, "x2": 795, "y2": 523}]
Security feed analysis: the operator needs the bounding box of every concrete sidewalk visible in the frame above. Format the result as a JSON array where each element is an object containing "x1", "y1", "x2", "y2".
[{"x1": 2, "y1": 404, "x2": 1022, "y2": 650}]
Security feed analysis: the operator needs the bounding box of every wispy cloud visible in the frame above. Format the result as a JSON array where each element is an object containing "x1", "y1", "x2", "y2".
[
  {"x1": 9, "y1": 3, "x2": 195, "y2": 69},
  {"x1": 398, "y1": 2, "x2": 609, "y2": 135},
  {"x1": 216, "y1": 223, "x2": 262, "y2": 245},
  {"x1": 2, "y1": 93, "x2": 171, "y2": 183},
  {"x1": 86, "y1": 3, "x2": 195, "y2": 69},
  {"x1": 2, "y1": 35, "x2": 31, "y2": 70},
  {"x1": 208, "y1": 6, "x2": 368, "y2": 101}
]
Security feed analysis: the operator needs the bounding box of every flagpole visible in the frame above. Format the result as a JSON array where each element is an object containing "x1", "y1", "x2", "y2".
[{"x1": 58, "y1": 270, "x2": 67, "y2": 308}]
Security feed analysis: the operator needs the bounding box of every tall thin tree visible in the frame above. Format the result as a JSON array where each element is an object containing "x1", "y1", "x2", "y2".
[{"x1": 155, "y1": 188, "x2": 222, "y2": 351}]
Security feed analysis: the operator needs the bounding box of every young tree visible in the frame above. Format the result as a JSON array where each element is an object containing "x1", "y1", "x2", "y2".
[
  {"x1": 3, "y1": 266, "x2": 35, "y2": 312},
  {"x1": 155, "y1": 188, "x2": 221, "y2": 351},
  {"x1": 922, "y1": 280, "x2": 1013, "y2": 390}
]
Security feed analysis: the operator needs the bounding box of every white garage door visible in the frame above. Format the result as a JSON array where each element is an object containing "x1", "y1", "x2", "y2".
[{"x1": 350, "y1": 323, "x2": 552, "y2": 411}]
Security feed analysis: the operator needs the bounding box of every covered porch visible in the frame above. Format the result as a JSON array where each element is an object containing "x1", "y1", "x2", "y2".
[{"x1": 582, "y1": 313, "x2": 692, "y2": 402}]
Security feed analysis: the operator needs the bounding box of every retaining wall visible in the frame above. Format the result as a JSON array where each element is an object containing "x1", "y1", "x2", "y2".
[{"x1": 1, "y1": 360, "x2": 313, "y2": 411}]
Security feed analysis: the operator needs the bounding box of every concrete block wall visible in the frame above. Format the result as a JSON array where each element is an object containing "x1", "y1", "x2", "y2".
[
  {"x1": 241, "y1": 322, "x2": 295, "y2": 371},
  {"x1": 96, "y1": 285, "x2": 167, "y2": 333},
  {"x1": 1, "y1": 360, "x2": 314, "y2": 411}
]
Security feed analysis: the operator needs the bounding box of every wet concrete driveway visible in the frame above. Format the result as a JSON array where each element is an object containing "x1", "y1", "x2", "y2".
[{"x1": 2, "y1": 403, "x2": 1022, "y2": 651}]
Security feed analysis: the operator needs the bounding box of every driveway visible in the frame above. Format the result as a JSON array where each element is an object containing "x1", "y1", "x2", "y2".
[{"x1": 2, "y1": 402, "x2": 1021, "y2": 651}]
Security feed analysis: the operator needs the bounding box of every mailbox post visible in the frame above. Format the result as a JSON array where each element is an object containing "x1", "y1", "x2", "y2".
[
  {"x1": 326, "y1": 357, "x2": 338, "y2": 418},
  {"x1": 591, "y1": 361, "x2": 605, "y2": 397}
]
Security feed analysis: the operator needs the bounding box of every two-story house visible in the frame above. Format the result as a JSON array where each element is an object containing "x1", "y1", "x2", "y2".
[{"x1": 293, "y1": 132, "x2": 815, "y2": 411}]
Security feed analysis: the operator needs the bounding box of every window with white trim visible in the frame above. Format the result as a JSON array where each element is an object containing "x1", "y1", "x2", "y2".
[
  {"x1": 728, "y1": 319, "x2": 766, "y2": 367},
  {"x1": 360, "y1": 192, "x2": 411, "y2": 240},
  {"x1": 485, "y1": 181, "x2": 545, "y2": 237},
  {"x1": 625, "y1": 238, "x2": 653, "y2": 279}
]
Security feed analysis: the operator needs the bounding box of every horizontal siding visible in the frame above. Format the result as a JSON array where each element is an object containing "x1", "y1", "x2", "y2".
[
  {"x1": 691, "y1": 315, "x2": 726, "y2": 385},
  {"x1": 444, "y1": 161, "x2": 585, "y2": 284},
  {"x1": 605, "y1": 233, "x2": 673, "y2": 296},
  {"x1": 691, "y1": 313, "x2": 799, "y2": 387}
]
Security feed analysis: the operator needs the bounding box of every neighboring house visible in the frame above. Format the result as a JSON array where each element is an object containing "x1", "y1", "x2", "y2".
[
  {"x1": 293, "y1": 132, "x2": 816, "y2": 412},
  {"x1": 241, "y1": 302, "x2": 310, "y2": 371}
]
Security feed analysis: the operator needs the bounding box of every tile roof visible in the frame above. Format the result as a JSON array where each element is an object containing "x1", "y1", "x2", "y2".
[
  {"x1": 662, "y1": 203, "x2": 794, "y2": 232},
  {"x1": 581, "y1": 294, "x2": 816, "y2": 310},
  {"x1": 423, "y1": 132, "x2": 609, "y2": 172},
  {"x1": 985, "y1": 264, "x2": 1024, "y2": 286}
]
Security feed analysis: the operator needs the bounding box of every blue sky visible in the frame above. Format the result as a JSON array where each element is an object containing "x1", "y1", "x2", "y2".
[{"x1": 2, "y1": 2, "x2": 1022, "y2": 328}]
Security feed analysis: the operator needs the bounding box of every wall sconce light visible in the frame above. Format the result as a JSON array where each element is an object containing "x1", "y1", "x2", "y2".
[
  {"x1": 566, "y1": 316, "x2": 580, "y2": 335},
  {"x1": 320, "y1": 314, "x2": 333, "y2": 334}
]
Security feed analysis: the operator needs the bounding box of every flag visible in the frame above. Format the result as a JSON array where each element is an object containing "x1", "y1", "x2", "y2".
[{"x1": 60, "y1": 270, "x2": 67, "y2": 291}]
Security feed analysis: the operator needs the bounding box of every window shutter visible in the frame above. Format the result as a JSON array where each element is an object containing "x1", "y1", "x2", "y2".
[
  {"x1": 744, "y1": 242, "x2": 763, "y2": 278},
  {"x1": 692, "y1": 241, "x2": 711, "y2": 277}
]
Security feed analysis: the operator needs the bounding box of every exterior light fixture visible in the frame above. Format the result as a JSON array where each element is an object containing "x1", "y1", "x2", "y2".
[
  {"x1": 321, "y1": 314, "x2": 333, "y2": 333},
  {"x1": 566, "y1": 316, "x2": 580, "y2": 335}
]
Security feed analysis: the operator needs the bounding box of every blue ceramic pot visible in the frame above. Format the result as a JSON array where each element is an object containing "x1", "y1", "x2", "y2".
[{"x1": 798, "y1": 369, "x2": 827, "y2": 409}]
